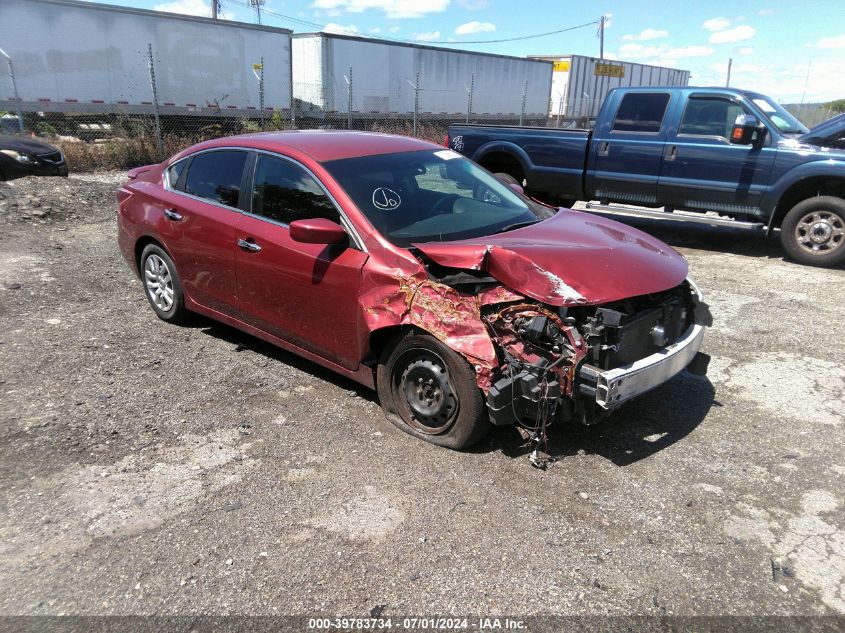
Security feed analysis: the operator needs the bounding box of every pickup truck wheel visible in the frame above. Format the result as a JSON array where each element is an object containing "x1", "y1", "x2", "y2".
[
  {"x1": 377, "y1": 333, "x2": 489, "y2": 450},
  {"x1": 780, "y1": 196, "x2": 845, "y2": 267}
]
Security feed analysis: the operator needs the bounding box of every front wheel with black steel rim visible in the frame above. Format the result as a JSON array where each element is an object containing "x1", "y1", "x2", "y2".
[
  {"x1": 780, "y1": 196, "x2": 845, "y2": 267},
  {"x1": 377, "y1": 333, "x2": 489, "y2": 449},
  {"x1": 140, "y1": 243, "x2": 188, "y2": 323}
]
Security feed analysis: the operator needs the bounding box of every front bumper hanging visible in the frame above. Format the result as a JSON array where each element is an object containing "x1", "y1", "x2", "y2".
[{"x1": 578, "y1": 320, "x2": 706, "y2": 409}]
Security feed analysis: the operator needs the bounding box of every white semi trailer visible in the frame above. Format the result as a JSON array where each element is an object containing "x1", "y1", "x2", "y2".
[
  {"x1": 528, "y1": 54, "x2": 691, "y2": 123},
  {"x1": 292, "y1": 33, "x2": 554, "y2": 121},
  {"x1": 0, "y1": 0, "x2": 293, "y2": 117}
]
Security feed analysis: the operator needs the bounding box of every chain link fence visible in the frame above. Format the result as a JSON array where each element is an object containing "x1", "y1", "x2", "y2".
[
  {"x1": 0, "y1": 43, "x2": 554, "y2": 172},
  {"x1": 3, "y1": 43, "x2": 842, "y2": 173},
  {"x1": 782, "y1": 103, "x2": 840, "y2": 129}
]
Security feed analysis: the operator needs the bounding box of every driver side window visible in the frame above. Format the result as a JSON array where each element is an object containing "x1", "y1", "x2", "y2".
[
  {"x1": 251, "y1": 155, "x2": 339, "y2": 225},
  {"x1": 680, "y1": 97, "x2": 745, "y2": 140}
]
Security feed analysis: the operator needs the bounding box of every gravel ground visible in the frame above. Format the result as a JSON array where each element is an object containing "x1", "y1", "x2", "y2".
[{"x1": 0, "y1": 172, "x2": 844, "y2": 619}]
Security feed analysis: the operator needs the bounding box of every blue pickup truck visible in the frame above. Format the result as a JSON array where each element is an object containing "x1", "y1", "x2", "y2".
[{"x1": 447, "y1": 87, "x2": 845, "y2": 267}]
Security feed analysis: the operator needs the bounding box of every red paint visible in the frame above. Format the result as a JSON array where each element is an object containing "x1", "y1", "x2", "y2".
[
  {"x1": 117, "y1": 131, "x2": 689, "y2": 393},
  {"x1": 412, "y1": 210, "x2": 688, "y2": 306},
  {"x1": 289, "y1": 218, "x2": 347, "y2": 244}
]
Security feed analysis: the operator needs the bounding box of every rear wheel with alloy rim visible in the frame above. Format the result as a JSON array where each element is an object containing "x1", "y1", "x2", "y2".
[
  {"x1": 140, "y1": 243, "x2": 188, "y2": 323},
  {"x1": 780, "y1": 196, "x2": 845, "y2": 267},
  {"x1": 377, "y1": 333, "x2": 489, "y2": 449}
]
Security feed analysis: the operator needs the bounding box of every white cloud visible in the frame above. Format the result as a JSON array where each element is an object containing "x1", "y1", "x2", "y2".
[
  {"x1": 667, "y1": 45, "x2": 715, "y2": 58},
  {"x1": 817, "y1": 34, "x2": 845, "y2": 49},
  {"x1": 457, "y1": 0, "x2": 489, "y2": 8},
  {"x1": 618, "y1": 43, "x2": 712, "y2": 60},
  {"x1": 757, "y1": 8, "x2": 774, "y2": 16},
  {"x1": 153, "y1": 0, "x2": 209, "y2": 17},
  {"x1": 696, "y1": 57, "x2": 842, "y2": 103},
  {"x1": 738, "y1": 46, "x2": 754, "y2": 55},
  {"x1": 310, "y1": 0, "x2": 450, "y2": 19},
  {"x1": 621, "y1": 28, "x2": 668, "y2": 42},
  {"x1": 616, "y1": 42, "x2": 713, "y2": 68},
  {"x1": 455, "y1": 21, "x2": 495, "y2": 35},
  {"x1": 709, "y1": 25, "x2": 756, "y2": 44},
  {"x1": 322, "y1": 22, "x2": 359, "y2": 33},
  {"x1": 414, "y1": 30, "x2": 441, "y2": 41},
  {"x1": 389, "y1": 25, "x2": 400, "y2": 32},
  {"x1": 702, "y1": 17, "x2": 731, "y2": 31},
  {"x1": 369, "y1": 27, "x2": 381, "y2": 33}
]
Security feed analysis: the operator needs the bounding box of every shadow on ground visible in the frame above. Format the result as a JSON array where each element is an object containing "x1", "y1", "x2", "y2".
[
  {"x1": 191, "y1": 314, "x2": 716, "y2": 467},
  {"x1": 489, "y1": 372, "x2": 717, "y2": 467}
]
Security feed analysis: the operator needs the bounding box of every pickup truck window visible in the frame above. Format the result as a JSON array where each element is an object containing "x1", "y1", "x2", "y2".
[
  {"x1": 679, "y1": 97, "x2": 744, "y2": 140},
  {"x1": 611, "y1": 93, "x2": 670, "y2": 133},
  {"x1": 750, "y1": 96, "x2": 808, "y2": 134}
]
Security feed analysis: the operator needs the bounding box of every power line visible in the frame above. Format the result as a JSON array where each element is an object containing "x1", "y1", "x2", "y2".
[{"x1": 224, "y1": 0, "x2": 598, "y2": 45}]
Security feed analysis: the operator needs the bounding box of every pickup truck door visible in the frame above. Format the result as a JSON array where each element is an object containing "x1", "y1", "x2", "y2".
[
  {"x1": 658, "y1": 95, "x2": 777, "y2": 216},
  {"x1": 587, "y1": 91, "x2": 673, "y2": 206}
]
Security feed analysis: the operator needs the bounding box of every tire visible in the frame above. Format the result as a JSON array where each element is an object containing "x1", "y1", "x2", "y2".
[
  {"x1": 376, "y1": 333, "x2": 489, "y2": 450},
  {"x1": 780, "y1": 196, "x2": 845, "y2": 267},
  {"x1": 139, "y1": 243, "x2": 189, "y2": 323}
]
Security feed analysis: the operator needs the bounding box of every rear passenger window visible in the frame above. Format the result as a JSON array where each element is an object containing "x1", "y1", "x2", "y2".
[
  {"x1": 183, "y1": 150, "x2": 247, "y2": 207},
  {"x1": 165, "y1": 160, "x2": 186, "y2": 190},
  {"x1": 612, "y1": 93, "x2": 671, "y2": 133},
  {"x1": 251, "y1": 155, "x2": 338, "y2": 225}
]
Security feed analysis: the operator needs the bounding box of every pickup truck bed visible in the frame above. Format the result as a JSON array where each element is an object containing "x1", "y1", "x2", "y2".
[{"x1": 450, "y1": 124, "x2": 590, "y2": 204}]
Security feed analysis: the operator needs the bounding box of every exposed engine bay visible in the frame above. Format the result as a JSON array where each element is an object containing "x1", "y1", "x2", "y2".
[{"x1": 417, "y1": 254, "x2": 711, "y2": 467}]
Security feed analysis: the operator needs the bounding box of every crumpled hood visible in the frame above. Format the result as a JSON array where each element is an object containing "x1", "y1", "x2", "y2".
[
  {"x1": 413, "y1": 209, "x2": 688, "y2": 306},
  {"x1": 0, "y1": 135, "x2": 59, "y2": 155},
  {"x1": 799, "y1": 113, "x2": 845, "y2": 150}
]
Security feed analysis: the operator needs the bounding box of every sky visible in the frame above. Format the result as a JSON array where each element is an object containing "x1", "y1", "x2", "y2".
[{"x1": 85, "y1": 0, "x2": 845, "y2": 103}]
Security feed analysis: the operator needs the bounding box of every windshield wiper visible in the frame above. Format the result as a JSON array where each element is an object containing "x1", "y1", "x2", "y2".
[{"x1": 498, "y1": 220, "x2": 539, "y2": 233}]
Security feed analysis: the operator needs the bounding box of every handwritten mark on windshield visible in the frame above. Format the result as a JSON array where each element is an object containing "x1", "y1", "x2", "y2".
[{"x1": 372, "y1": 188, "x2": 401, "y2": 211}]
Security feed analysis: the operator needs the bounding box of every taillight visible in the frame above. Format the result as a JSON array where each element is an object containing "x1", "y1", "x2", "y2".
[{"x1": 443, "y1": 134, "x2": 449, "y2": 147}]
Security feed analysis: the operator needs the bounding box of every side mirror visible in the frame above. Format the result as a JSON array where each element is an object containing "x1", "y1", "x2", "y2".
[
  {"x1": 289, "y1": 218, "x2": 347, "y2": 245},
  {"x1": 730, "y1": 114, "x2": 766, "y2": 146},
  {"x1": 509, "y1": 183, "x2": 525, "y2": 195}
]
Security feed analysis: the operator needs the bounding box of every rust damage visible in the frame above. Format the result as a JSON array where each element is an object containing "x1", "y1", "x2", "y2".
[
  {"x1": 360, "y1": 256, "x2": 585, "y2": 412},
  {"x1": 362, "y1": 271, "x2": 506, "y2": 391}
]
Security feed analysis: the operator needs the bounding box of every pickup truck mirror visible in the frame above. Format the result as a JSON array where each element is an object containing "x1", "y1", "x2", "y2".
[{"x1": 730, "y1": 114, "x2": 766, "y2": 146}]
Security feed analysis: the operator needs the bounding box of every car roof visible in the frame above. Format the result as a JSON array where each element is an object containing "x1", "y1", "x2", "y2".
[{"x1": 187, "y1": 130, "x2": 440, "y2": 163}]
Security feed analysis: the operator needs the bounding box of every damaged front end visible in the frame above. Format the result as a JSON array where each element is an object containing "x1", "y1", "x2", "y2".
[{"x1": 406, "y1": 246, "x2": 711, "y2": 448}]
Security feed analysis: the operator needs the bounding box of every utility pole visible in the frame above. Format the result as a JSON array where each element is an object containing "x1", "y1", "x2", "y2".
[
  {"x1": 211, "y1": 0, "x2": 218, "y2": 20},
  {"x1": 725, "y1": 57, "x2": 733, "y2": 87},
  {"x1": 599, "y1": 15, "x2": 606, "y2": 59},
  {"x1": 249, "y1": 0, "x2": 263, "y2": 24}
]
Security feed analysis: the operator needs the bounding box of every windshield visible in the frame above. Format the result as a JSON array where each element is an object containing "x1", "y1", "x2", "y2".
[
  {"x1": 322, "y1": 149, "x2": 542, "y2": 246},
  {"x1": 750, "y1": 95, "x2": 809, "y2": 134}
]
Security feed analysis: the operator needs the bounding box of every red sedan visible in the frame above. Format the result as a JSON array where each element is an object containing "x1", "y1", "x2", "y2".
[{"x1": 117, "y1": 131, "x2": 708, "y2": 452}]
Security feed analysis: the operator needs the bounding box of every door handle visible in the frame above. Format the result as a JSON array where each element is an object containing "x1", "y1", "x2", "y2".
[
  {"x1": 238, "y1": 238, "x2": 262, "y2": 253},
  {"x1": 163, "y1": 208, "x2": 183, "y2": 221},
  {"x1": 598, "y1": 141, "x2": 610, "y2": 157},
  {"x1": 665, "y1": 145, "x2": 678, "y2": 161}
]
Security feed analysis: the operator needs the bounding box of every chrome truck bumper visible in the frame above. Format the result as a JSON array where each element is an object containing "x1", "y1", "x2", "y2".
[{"x1": 578, "y1": 320, "x2": 706, "y2": 409}]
